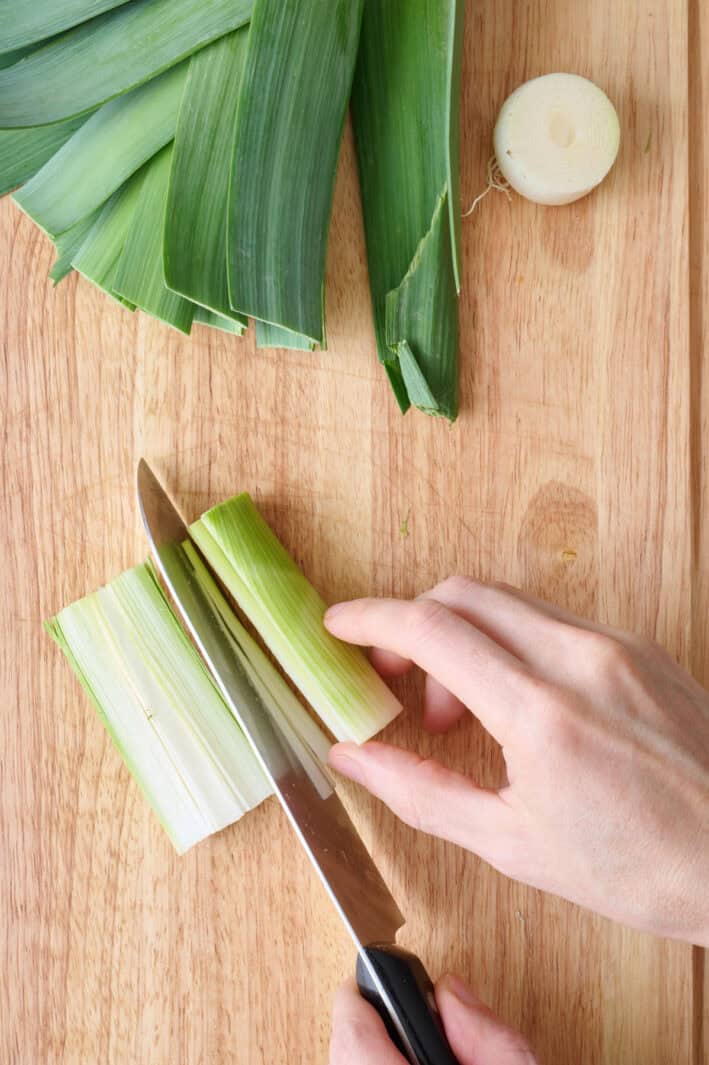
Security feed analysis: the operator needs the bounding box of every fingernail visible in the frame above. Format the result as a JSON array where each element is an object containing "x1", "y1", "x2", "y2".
[
  {"x1": 441, "y1": 974, "x2": 480, "y2": 1008},
  {"x1": 328, "y1": 742, "x2": 367, "y2": 785},
  {"x1": 324, "y1": 603, "x2": 345, "y2": 623}
]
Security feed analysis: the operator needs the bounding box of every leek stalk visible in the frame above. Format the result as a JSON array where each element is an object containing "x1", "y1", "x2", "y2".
[
  {"x1": 191, "y1": 493, "x2": 402, "y2": 743},
  {"x1": 47, "y1": 563, "x2": 273, "y2": 854}
]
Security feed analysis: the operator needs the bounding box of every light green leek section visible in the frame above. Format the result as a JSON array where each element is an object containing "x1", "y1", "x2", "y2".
[
  {"x1": 46, "y1": 562, "x2": 272, "y2": 854},
  {"x1": 113, "y1": 145, "x2": 195, "y2": 334},
  {"x1": 351, "y1": 0, "x2": 463, "y2": 420},
  {"x1": 0, "y1": 0, "x2": 132, "y2": 55},
  {"x1": 163, "y1": 29, "x2": 248, "y2": 326},
  {"x1": 14, "y1": 63, "x2": 187, "y2": 238},
  {"x1": 0, "y1": 0, "x2": 253, "y2": 128},
  {"x1": 228, "y1": 0, "x2": 364, "y2": 344},
  {"x1": 191, "y1": 493, "x2": 402, "y2": 743}
]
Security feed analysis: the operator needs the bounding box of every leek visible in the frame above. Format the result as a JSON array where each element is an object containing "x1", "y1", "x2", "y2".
[
  {"x1": 163, "y1": 29, "x2": 248, "y2": 327},
  {"x1": 113, "y1": 145, "x2": 195, "y2": 334},
  {"x1": 0, "y1": 0, "x2": 253, "y2": 128},
  {"x1": 47, "y1": 562, "x2": 273, "y2": 854},
  {"x1": 351, "y1": 0, "x2": 463, "y2": 420},
  {"x1": 0, "y1": 0, "x2": 132, "y2": 55},
  {"x1": 14, "y1": 63, "x2": 187, "y2": 238},
  {"x1": 191, "y1": 493, "x2": 402, "y2": 743},
  {"x1": 227, "y1": 0, "x2": 364, "y2": 345}
]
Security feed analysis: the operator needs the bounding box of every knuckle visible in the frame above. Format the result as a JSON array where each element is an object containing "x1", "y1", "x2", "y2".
[
  {"x1": 435, "y1": 574, "x2": 478, "y2": 598},
  {"x1": 328, "y1": 1017, "x2": 373, "y2": 1062},
  {"x1": 583, "y1": 632, "x2": 634, "y2": 679},
  {"x1": 407, "y1": 598, "x2": 450, "y2": 643},
  {"x1": 404, "y1": 757, "x2": 448, "y2": 833}
]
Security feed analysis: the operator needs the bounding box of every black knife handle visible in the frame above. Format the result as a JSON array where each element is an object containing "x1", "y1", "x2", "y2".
[{"x1": 356, "y1": 944, "x2": 461, "y2": 1065}]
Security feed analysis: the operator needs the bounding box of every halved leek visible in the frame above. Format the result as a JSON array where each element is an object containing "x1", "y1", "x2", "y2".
[
  {"x1": 351, "y1": 0, "x2": 463, "y2": 420},
  {"x1": 113, "y1": 145, "x2": 195, "y2": 334},
  {"x1": 47, "y1": 563, "x2": 273, "y2": 854},
  {"x1": 14, "y1": 62, "x2": 187, "y2": 238},
  {"x1": 0, "y1": 0, "x2": 253, "y2": 128},
  {"x1": 191, "y1": 492, "x2": 403, "y2": 743},
  {"x1": 228, "y1": 0, "x2": 364, "y2": 344}
]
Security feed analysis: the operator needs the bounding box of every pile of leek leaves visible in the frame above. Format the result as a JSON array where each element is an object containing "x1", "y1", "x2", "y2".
[{"x1": 0, "y1": 0, "x2": 464, "y2": 420}]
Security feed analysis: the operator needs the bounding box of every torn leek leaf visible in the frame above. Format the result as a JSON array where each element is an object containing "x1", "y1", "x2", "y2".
[
  {"x1": 113, "y1": 145, "x2": 194, "y2": 334},
  {"x1": 0, "y1": 0, "x2": 131, "y2": 55},
  {"x1": 0, "y1": 0, "x2": 253, "y2": 128},
  {"x1": 0, "y1": 114, "x2": 87, "y2": 197},
  {"x1": 49, "y1": 207, "x2": 101, "y2": 284},
  {"x1": 14, "y1": 63, "x2": 187, "y2": 238},
  {"x1": 228, "y1": 0, "x2": 364, "y2": 345},
  {"x1": 351, "y1": 0, "x2": 464, "y2": 420},
  {"x1": 255, "y1": 320, "x2": 315, "y2": 352},
  {"x1": 72, "y1": 171, "x2": 144, "y2": 302},
  {"x1": 190, "y1": 493, "x2": 402, "y2": 744},
  {"x1": 46, "y1": 562, "x2": 273, "y2": 854},
  {"x1": 164, "y1": 29, "x2": 247, "y2": 327},
  {"x1": 194, "y1": 306, "x2": 246, "y2": 335}
]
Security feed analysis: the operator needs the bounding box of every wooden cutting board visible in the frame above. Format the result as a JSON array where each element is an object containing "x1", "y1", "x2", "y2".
[{"x1": 1, "y1": 1, "x2": 706, "y2": 1062}]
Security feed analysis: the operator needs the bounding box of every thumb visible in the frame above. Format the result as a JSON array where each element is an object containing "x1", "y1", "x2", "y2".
[
  {"x1": 436, "y1": 975, "x2": 538, "y2": 1065},
  {"x1": 327, "y1": 741, "x2": 515, "y2": 856}
]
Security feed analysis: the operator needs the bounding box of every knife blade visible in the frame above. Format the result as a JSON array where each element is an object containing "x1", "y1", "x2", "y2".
[{"x1": 137, "y1": 459, "x2": 460, "y2": 1065}]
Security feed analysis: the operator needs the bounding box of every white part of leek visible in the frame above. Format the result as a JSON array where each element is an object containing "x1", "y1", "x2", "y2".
[
  {"x1": 50, "y1": 564, "x2": 274, "y2": 854},
  {"x1": 493, "y1": 73, "x2": 620, "y2": 206}
]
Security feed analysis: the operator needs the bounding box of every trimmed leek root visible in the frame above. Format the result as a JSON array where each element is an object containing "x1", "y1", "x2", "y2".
[
  {"x1": 493, "y1": 74, "x2": 621, "y2": 206},
  {"x1": 191, "y1": 493, "x2": 403, "y2": 743}
]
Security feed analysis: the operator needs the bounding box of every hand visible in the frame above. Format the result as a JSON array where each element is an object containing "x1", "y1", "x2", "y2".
[
  {"x1": 325, "y1": 579, "x2": 709, "y2": 946},
  {"x1": 329, "y1": 974, "x2": 536, "y2": 1065}
]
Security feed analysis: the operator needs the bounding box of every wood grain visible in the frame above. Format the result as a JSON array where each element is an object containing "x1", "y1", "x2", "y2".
[{"x1": 1, "y1": 1, "x2": 705, "y2": 1062}]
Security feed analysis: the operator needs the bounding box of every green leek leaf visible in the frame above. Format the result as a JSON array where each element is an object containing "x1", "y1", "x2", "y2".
[
  {"x1": 49, "y1": 208, "x2": 101, "y2": 284},
  {"x1": 255, "y1": 320, "x2": 316, "y2": 352},
  {"x1": 0, "y1": 0, "x2": 253, "y2": 128},
  {"x1": 164, "y1": 29, "x2": 248, "y2": 326},
  {"x1": 14, "y1": 62, "x2": 187, "y2": 237},
  {"x1": 0, "y1": 0, "x2": 131, "y2": 55},
  {"x1": 191, "y1": 492, "x2": 402, "y2": 743},
  {"x1": 228, "y1": 0, "x2": 364, "y2": 344},
  {"x1": 385, "y1": 192, "x2": 459, "y2": 418},
  {"x1": 113, "y1": 145, "x2": 195, "y2": 334},
  {"x1": 194, "y1": 306, "x2": 246, "y2": 336},
  {"x1": 72, "y1": 171, "x2": 144, "y2": 303},
  {"x1": 0, "y1": 114, "x2": 87, "y2": 197},
  {"x1": 351, "y1": 0, "x2": 463, "y2": 420}
]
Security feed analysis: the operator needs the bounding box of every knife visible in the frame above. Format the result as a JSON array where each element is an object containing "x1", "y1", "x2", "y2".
[{"x1": 137, "y1": 460, "x2": 460, "y2": 1065}]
